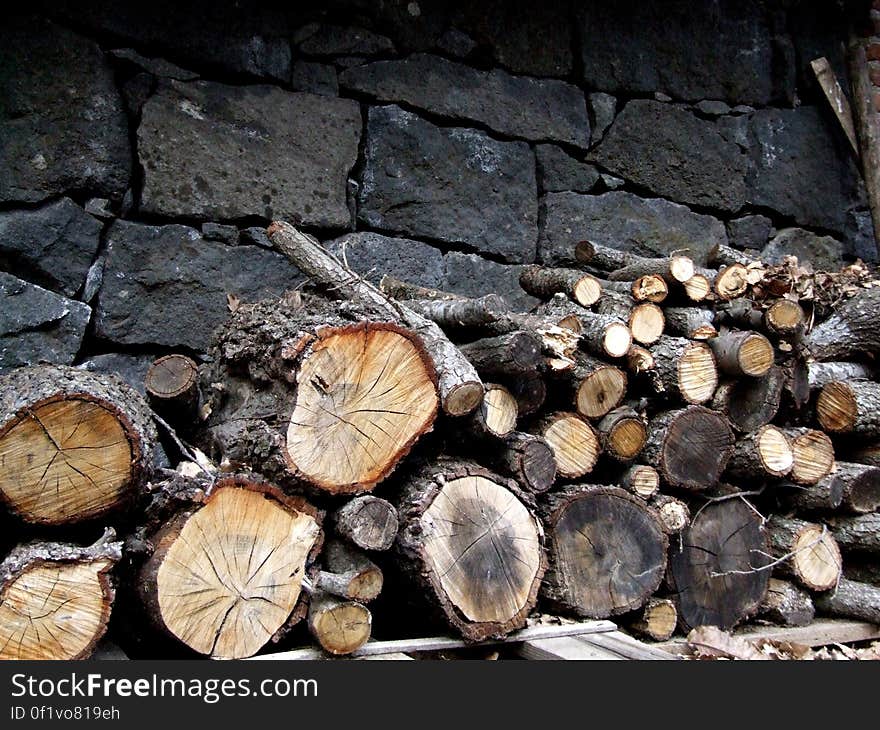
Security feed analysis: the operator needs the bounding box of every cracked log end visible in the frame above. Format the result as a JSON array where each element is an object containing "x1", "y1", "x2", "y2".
[
  {"x1": 576, "y1": 365, "x2": 627, "y2": 419},
  {"x1": 285, "y1": 323, "x2": 439, "y2": 494},
  {"x1": 677, "y1": 342, "x2": 718, "y2": 404},
  {"x1": 141, "y1": 481, "x2": 321, "y2": 659},
  {"x1": 537, "y1": 412, "x2": 600, "y2": 479}
]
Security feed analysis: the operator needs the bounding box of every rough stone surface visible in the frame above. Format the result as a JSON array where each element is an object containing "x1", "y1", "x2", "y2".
[
  {"x1": 600, "y1": 174, "x2": 625, "y2": 191},
  {"x1": 587, "y1": 92, "x2": 617, "y2": 145},
  {"x1": 340, "y1": 53, "x2": 589, "y2": 148},
  {"x1": 746, "y1": 107, "x2": 861, "y2": 234},
  {"x1": 443, "y1": 252, "x2": 539, "y2": 312},
  {"x1": 577, "y1": 0, "x2": 794, "y2": 106},
  {"x1": 536, "y1": 145, "x2": 601, "y2": 194},
  {"x1": 0, "y1": 199, "x2": 103, "y2": 298},
  {"x1": 77, "y1": 353, "x2": 156, "y2": 396},
  {"x1": 695, "y1": 100, "x2": 732, "y2": 117},
  {"x1": 325, "y1": 232, "x2": 446, "y2": 288},
  {"x1": 590, "y1": 100, "x2": 748, "y2": 213},
  {"x1": 0, "y1": 17, "x2": 131, "y2": 204},
  {"x1": 358, "y1": 105, "x2": 538, "y2": 263},
  {"x1": 201, "y1": 223, "x2": 240, "y2": 246},
  {"x1": 138, "y1": 80, "x2": 362, "y2": 228},
  {"x1": 109, "y1": 48, "x2": 200, "y2": 80},
  {"x1": 0, "y1": 272, "x2": 91, "y2": 371},
  {"x1": 539, "y1": 191, "x2": 727, "y2": 267},
  {"x1": 846, "y1": 209, "x2": 878, "y2": 262},
  {"x1": 240, "y1": 227, "x2": 273, "y2": 249},
  {"x1": 290, "y1": 61, "x2": 339, "y2": 96},
  {"x1": 295, "y1": 24, "x2": 396, "y2": 56},
  {"x1": 84, "y1": 198, "x2": 114, "y2": 220},
  {"x1": 96, "y1": 221, "x2": 304, "y2": 350},
  {"x1": 434, "y1": 29, "x2": 477, "y2": 59},
  {"x1": 726, "y1": 215, "x2": 774, "y2": 252},
  {"x1": 121, "y1": 72, "x2": 156, "y2": 119},
  {"x1": 762, "y1": 228, "x2": 845, "y2": 271}
]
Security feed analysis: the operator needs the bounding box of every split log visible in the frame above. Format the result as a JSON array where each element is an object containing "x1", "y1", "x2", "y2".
[
  {"x1": 138, "y1": 477, "x2": 322, "y2": 659},
  {"x1": 724, "y1": 425, "x2": 794, "y2": 481},
  {"x1": 202, "y1": 297, "x2": 438, "y2": 495},
  {"x1": 530, "y1": 412, "x2": 600, "y2": 479},
  {"x1": 0, "y1": 529, "x2": 121, "y2": 659},
  {"x1": 534, "y1": 298, "x2": 632, "y2": 358},
  {"x1": 817, "y1": 380, "x2": 880, "y2": 437},
  {"x1": 395, "y1": 460, "x2": 546, "y2": 641},
  {"x1": 757, "y1": 579, "x2": 815, "y2": 627},
  {"x1": 650, "y1": 494, "x2": 691, "y2": 535},
  {"x1": 469, "y1": 383, "x2": 518, "y2": 438},
  {"x1": 332, "y1": 496, "x2": 399, "y2": 552},
  {"x1": 711, "y1": 366, "x2": 784, "y2": 433},
  {"x1": 538, "y1": 485, "x2": 667, "y2": 618},
  {"x1": 828, "y1": 512, "x2": 880, "y2": 554},
  {"x1": 458, "y1": 332, "x2": 542, "y2": 378},
  {"x1": 314, "y1": 541, "x2": 383, "y2": 602},
  {"x1": 519, "y1": 265, "x2": 602, "y2": 307},
  {"x1": 596, "y1": 275, "x2": 669, "y2": 303},
  {"x1": 807, "y1": 362, "x2": 876, "y2": 390},
  {"x1": 482, "y1": 432, "x2": 557, "y2": 494},
  {"x1": 814, "y1": 578, "x2": 880, "y2": 624},
  {"x1": 682, "y1": 273, "x2": 712, "y2": 302},
  {"x1": 506, "y1": 373, "x2": 547, "y2": 417},
  {"x1": 708, "y1": 330, "x2": 775, "y2": 378},
  {"x1": 650, "y1": 336, "x2": 718, "y2": 405},
  {"x1": 628, "y1": 598, "x2": 678, "y2": 641},
  {"x1": 597, "y1": 406, "x2": 647, "y2": 461},
  {"x1": 620, "y1": 464, "x2": 660, "y2": 499},
  {"x1": 0, "y1": 365, "x2": 157, "y2": 525},
  {"x1": 307, "y1": 591, "x2": 372, "y2": 655},
  {"x1": 780, "y1": 428, "x2": 835, "y2": 486},
  {"x1": 641, "y1": 407, "x2": 734, "y2": 491},
  {"x1": 806, "y1": 286, "x2": 880, "y2": 361},
  {"x1": 668, "y1": 498, "x2": 771, "y2": 631},
  {"x1": 663, "y1": 307, "x2": 717, "y2": 340},
  {"x1": 766, "y1": 516, "x2": 842, "y2": 592},
  {"x1": 626, "y1": 345, "x2": 656, "y2": 375},
  {"x1": 269, "y1": 222, "x2": 483, "y2": 416}
]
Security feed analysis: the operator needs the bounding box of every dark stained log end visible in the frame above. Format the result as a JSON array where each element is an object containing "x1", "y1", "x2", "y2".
[{"x1": 332, "y1": 495, "x2": 399, "y2": 552}]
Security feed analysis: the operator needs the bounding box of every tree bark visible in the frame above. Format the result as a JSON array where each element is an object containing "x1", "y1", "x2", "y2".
[
  {"x1": 807, "y1": 361, "x2": 876, "y2": 390},
  {"x1": 458, "y1": 332, "x2": 543, "y2": 378},
  {"x1": 724, "y1": 425, "x2": 794, "y2": 481},
  {"x1": 766, "y1": 516, "x2": 842, "y2": 592},
  {"x1": 519, "y1": 265, "x2": 602, "y2": 307},
  {"x1": 482, "y1": 432, "x2": 557, "y2": 494},
  {"x1": 708, "y1": 330, "x2": 775, "y2": 378},
  {"x1": 650, "y1": 336, "x2": 718, "y2": 405},
  {"x1": 332, "y1": 496, "x2": 399, "y2": 552},
  {"x1": 757, "y1": 578, "x2": 815, "y2": 627},
  {"x1": 534, "y1": 298, "x2": 632, "y2": 358},
  {"x1": 403, "y1": 295, "x2": 509, "y2": 329},
  {"x1": 817, "y1": 380, "x2": 880, "y2": 437},
  {"x1": 663, "y1": 307, "x2": 717, "y2": 339},
  {"x1": 814, "y1": 578, "x2": 880, "y2": 624},
  {"x1": 806, "y1": 286, "x2": 880, "y2": 361},
  {"x1": 145, "y1": 354, "x2": 201, "y2": 426},
  {"x1": 314, "y1": 540, "x2": 383, "y2": 603},
  {"x1": 828, "y1": 512, "x2": 880, "y2": 554},
  {"x1": 711, "y1": 366, "x2": 784, "y2": 433}
]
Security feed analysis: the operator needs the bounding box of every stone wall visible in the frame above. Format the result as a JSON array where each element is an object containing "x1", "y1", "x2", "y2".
[{"x1": 0, "y1": 0, "x2": 874, "y2": 381}]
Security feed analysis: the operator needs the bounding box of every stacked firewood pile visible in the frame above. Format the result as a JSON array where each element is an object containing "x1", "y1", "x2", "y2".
[{"x1": 2, "y1": 221, "x2": 880, "y2": 660}]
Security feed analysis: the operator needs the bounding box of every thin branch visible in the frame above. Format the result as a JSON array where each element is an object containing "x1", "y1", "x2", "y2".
[{"x1": 150, "y1": 412, "x2": 215, "y2": 478}]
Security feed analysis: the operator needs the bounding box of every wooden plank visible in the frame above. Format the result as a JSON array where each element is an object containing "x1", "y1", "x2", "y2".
[
  {"x1": 811, "y1": 56, "x2": 860, "y2": 158},
  {"x1": 247, "y1": 620, "x2": 617, "y2": 660},
  {"x1": 849, "y1": 38, "x2": 880, "y2": 256},
  {"x1": 517, "y1": 636, "x2": 624, "y2": 660},
  {"x1": 579, "y1": 630, "x2": 680, "y2": 660}
]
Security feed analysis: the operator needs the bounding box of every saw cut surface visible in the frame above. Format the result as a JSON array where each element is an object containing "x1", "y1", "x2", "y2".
[
  {"x1": 156, "y1": 486, "x2": 319, "y2": 659},
  {"x1": 0, "y1": 559, "x2": 112, "y2": 660},
  {"x1": 0, "y1": 398, "x2": 132, "y2": 524},
  {"x1": 420, "y1": 475, "x2": 542, "y2": 624},
  {"x1": 286, "y1": 324, "x2": 438, "y2": 492}
]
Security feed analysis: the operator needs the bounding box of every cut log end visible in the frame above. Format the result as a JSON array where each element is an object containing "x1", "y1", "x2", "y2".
[
  {"x1": 629, "y1": 598, "x2": 678, "y2": 641},
  {"x1": 738, "y1": 333, "x2": 775, "y2": 377},
  {"x1": 576, "y1": 366, "x2": 627, "y2": 419},
  {"x1": 714, "y1": 264, "x2": 749, "y2": 300},
  {"x1": 789, "y1": 429, "x2": 835, "y2": 486},
  {"x1": 765, "y1": 299, "x2": 805, "y2": 335},
  {"x1": 143, "y1": 482, "x2": 321, "y2": 659},
  {"x1": 816, "y1": 381, "x2": 857, "y2": 432},
  {"x1": 333, "y1": 496, "x2": 399, "y2": 552},
  {"x1": 603, "y1": 322, "x2": 633, "y2": 358},
  {"x1": 683, "y1": 274, "x2": 711, "y2": 302},
  {"x1": 791, "y1": 525, "x2": 842, "y2": 593},
  {"x1": 630, "y1": 303, "x2": 665, "y2": 346},
  {"x1": 573, "y1": 276, "x2": 602, "y2": 307},
  {"x1": 308, "y1": 593, "x2": 372, "y2": 655},
  {"x1": 538, "y1": 413, "x2": 600, "y2": 479},
  {"x1": 653, "y1": 494, "x2": 690, "y2": 535},
  {"x1": 622, "y1": 465, "x2": 660, "y2": 499},
  {"x1": 677, "y1": 342, "x2": 719, "y2": 404},
  {"x1": 669, "y1": 255, "x2": 695, "y2": 283},
  {"x1": 480, "y1": 384, "x2": 518, "y2": 437},
  {"x1": 285, "y1": 323, "x2": 438, "y2": 494},
  {"x1": 756, "y1": 425, "x2": 795, "y2": 477},
  {"x1": 600, "y1": 408, "x2": 647, "y2": 461},
  {"x1": 632, "y1": 275, "x2": 668, "y2": 303},
  {"x1": 145, "y1": 354, "x2": 199, "y2": 401}
]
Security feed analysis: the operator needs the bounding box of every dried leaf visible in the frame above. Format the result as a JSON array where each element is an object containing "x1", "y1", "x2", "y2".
[
  {"x1": 686, "y1": 626, "x2": 770, "y2": 660},
  {"x1": 226, "y1": 293, "x2": 241, "y2": 313}
]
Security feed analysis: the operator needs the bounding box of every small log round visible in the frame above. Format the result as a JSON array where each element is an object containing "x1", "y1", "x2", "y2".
[
  {"x1": 781, "y1": 428, "x2": 835, "y2": 486},
  {"x1": 682, "y1": 273, "x2": 712, "y2": 302},
  {"x1": 567, "y1": 353, "x2": 628, "y2": 419},
  {"x1": 307, "y1": 591, "x2": 372, "y2": 655},
  {"x1": 314, "y1": 540, "x2": 383, "y2": 602},
  {"x1": 630, "y1": 274, "x2": 669, "y2": 303},
  {"x1": 471, "y1": 383, "x2": 518, "y2": 438},
  {"x1": 713, "y1": 264, "x2": 749, "y2": 300},
  {"x1": 519, "y1": 265, "x2": 602, "y2": 307},
  {"x1": 628, "y1": 598, "x2": 678, "y2": 641},
  {"x1": 651, "y1": 336, "x2": 718, "y2": 405},
  {"x1": 765, "y1": 299, "x2": 805, "y2": 336},
  {"x1": 597, "y1": 406, "x2": 647, "y2": 461},
  {"x1": 630, "y1": 303, "x2": 665, "y2": 346},
  {"x1": 708, "y1": 330, "x2": 775, "y2": 378},
  {"x1": 725, "y1": 425, "x2": 794, "y2": 481},
  {"x1": 663, "y1": 307, "x2": 716, "y2": 340},
  {"x1": 531, "y1": 412, "x2": 600, "y2": 479},
  {"x1": 332, "y1": 495, "x2": 399, "y2": 552},
  {"x1": 144, "y1": 354, "x2": 200, "y2": 419},
  {"x1": 766, "y1": 516, "x2": 842, "y2": 592},
  {"x1": 621, "y1": 464, "x2": 660, "y2": 499},
  {"x1": 506, "y1": 373, "x2": 547, "y2": 417},
  {"x1": 650, "y1": 493, "x2": 691, "y2": 535},
  {"x1": 484, "y1": 432, "x2": 557, "y2": 494},
  {"x1": 817, "y1": 380, "x2": 880, "y2": 437}
]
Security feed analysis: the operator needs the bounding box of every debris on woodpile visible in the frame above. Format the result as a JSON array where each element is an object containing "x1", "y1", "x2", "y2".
[{"x1": 2, "y1": 221, "x2": 880, "y2": 661}]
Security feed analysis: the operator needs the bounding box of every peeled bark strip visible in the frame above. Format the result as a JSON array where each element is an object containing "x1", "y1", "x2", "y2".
[
  {"x1": 519, "y1": 265, "x2": 602, "y2": 307},
  {"x1": 484, "y1": 432, "x2": 557, "y2": 494},
  {"x1": 828, "y1": 512, "x2": 880, "y2": 553},
  {"x1": 469, "y1": 383, "x2": 518, "y2": 438},
  {"x1": 757, "y1": 579, "x2": 815, "y2": 627},
  {"x1": 608, "y1": 254, "x2": 694, "y2": 284},
  {"x1": 565, "y1": 353, "x2": 628, "y2": 419},
  {"x1": 711, "y1": 366, "x2": 784, "y2": 433},
  {"x1": 531, "y1": 412, "x2": 600, "y2": 479},
  {"x1": 708, "y1": 330, "x2": 775, "y2": 378},
  {"x1": 663, "y1": 307, "x2": 717, "y2": 340},
  {"x1": 781, "y1": 428, "x2": 835, "y2": 486},
  {"x1": 458, "y1": 332, "x2": 542, "y2": 378},
  {"x1": 314, "y1": 541, "x2": 383, "y2": 603},
  {"x1": 0, "y1": 365, "x2": 157, "y2": 525},
  {"x1": 806, "y1": 286, "x2": 880, "y2": 361},
  {"x1": 139, "y1": 478, "x2": 322, "y2": 659},
  {"x1": 597, "y1": 406, "x2": 647, "y2": 461},
  {"x1": 307, "y1": 591, "x2": 372, "y2": 655},
  {"x1": 404, "y1": 295, "x2": 509, "y2": 329},
  {"x1": 145, "y1": 354, "x2": 201, "y2": 422},
  {"x1": 269, "y1": 222, "x2": 482, "y2": 416},
  {"x1": 668, "y1": 498, "x2": 771, "y2": 631},
  {"x1": 641, "y1": 407, "x2": 734, "y2": 491},
  {"x1": 765, "y1": 299, "x2": 806, "y2": 336},
  {"x1": 332, "y1": 496, "x2": 399, "y2": 552},
  {"x1": 621, "y1": 464, "x2": 660, "y2": 499},
  {"x1": 817, "y1": 380, "x2": 880, "y2": 437},
  {"x1": 766, "y1": 516, "x2": 842, "y2": 592},
  {"x1": 808, "y1": 362, "x2": 876, "y2": 390},
  {"x1": 814, "y1": 578, "x2": 880, "y2": 624},
  {"x1": 650, "y1": 336, "x2": 718, "y2": 405},
  {"x1": 539, "y1": 485, "x2": 667, "y2": 618},
  {"x1": 628, "y1": 598, "x2": 678, "y2": 641},
  {"x1": 725, "y1": 425, "x2": 794, "y2": 481},
  {"x1": 0, "y1": 530, "x2": 121, "y2": 660},
  {"x1": 650, "y1": 494, "x2": 690, "y2": 535},
  {"x1": 396, "y1": 460, "x2": 546, "y2": 641}
]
